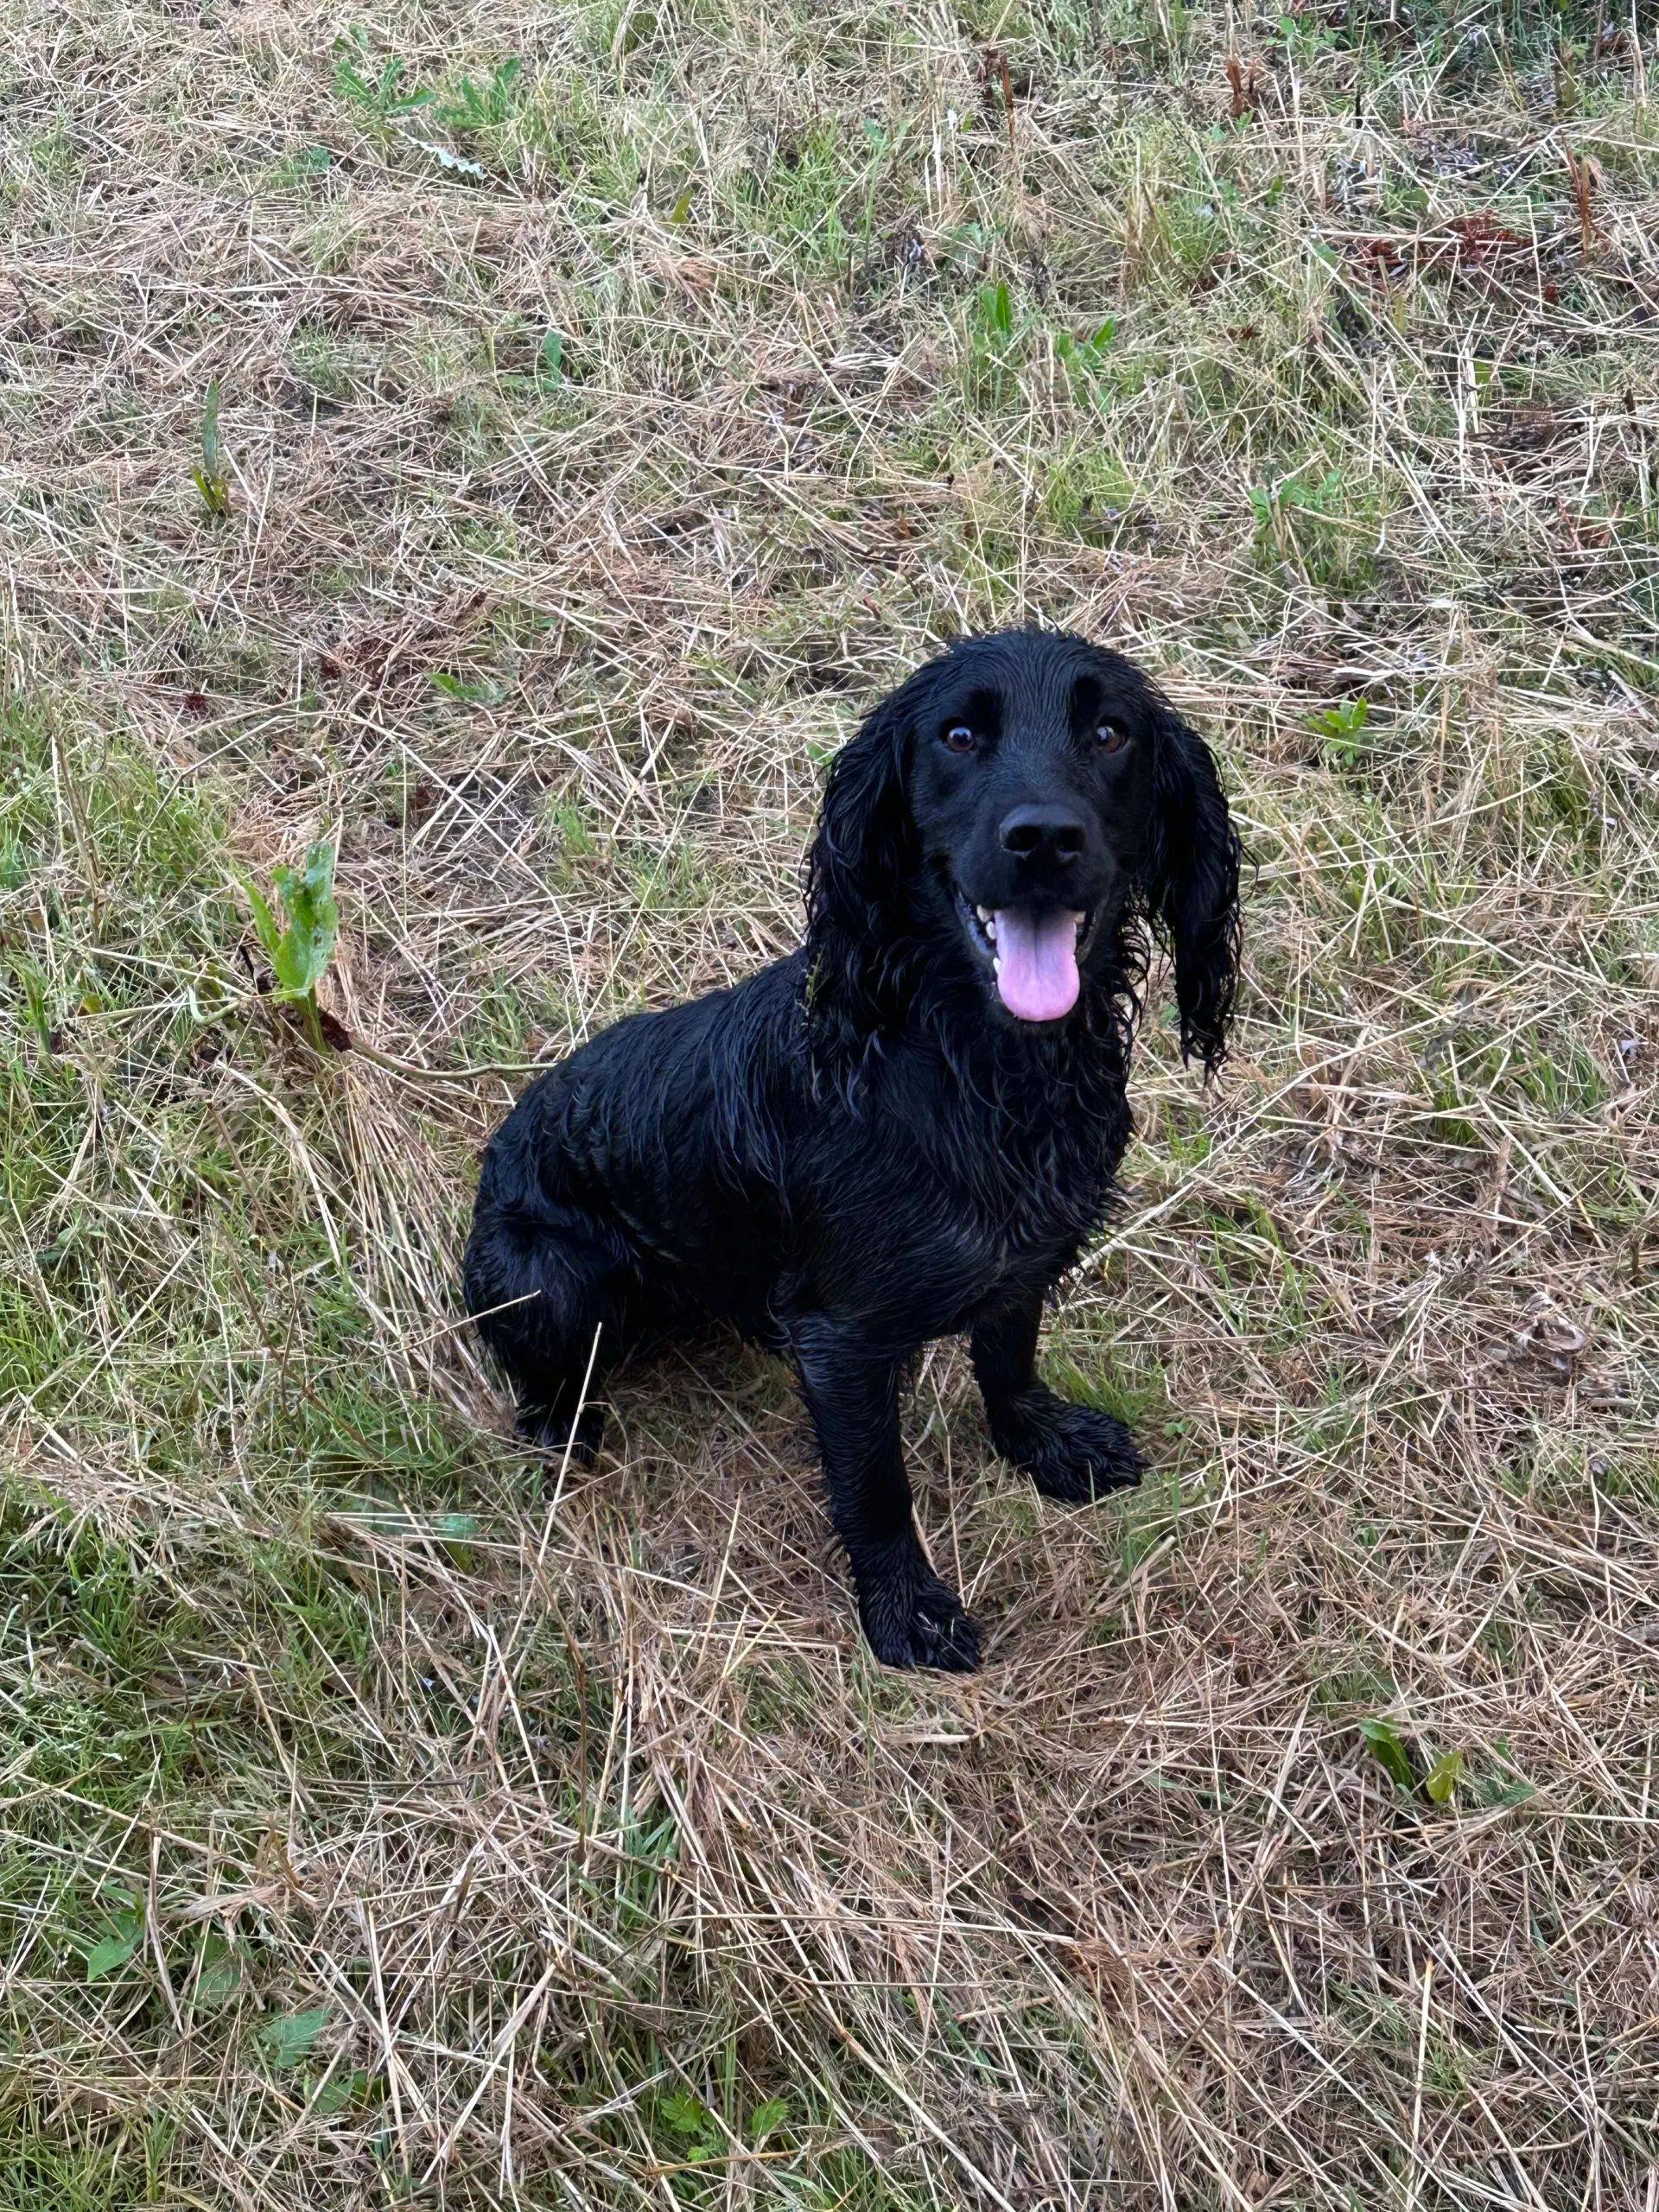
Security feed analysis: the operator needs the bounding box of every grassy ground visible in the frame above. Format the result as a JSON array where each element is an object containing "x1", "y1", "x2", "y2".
[{"x1": 4, "y1": 0, "x2": 1659, "y2": 2202}]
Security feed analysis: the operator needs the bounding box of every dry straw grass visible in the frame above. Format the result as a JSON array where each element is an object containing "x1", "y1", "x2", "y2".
[{"x1": 3, "y1": 0, "x2": 1659, "y2": 2202}]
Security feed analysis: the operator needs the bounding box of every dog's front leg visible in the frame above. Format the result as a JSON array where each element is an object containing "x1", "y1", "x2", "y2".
[
  {"x1": 972, "y1": 1288, "x2": 1144, "y2": 1503},
  {"x1": 791, "y1": 1316, "x2": 978, "y2": 1672}
]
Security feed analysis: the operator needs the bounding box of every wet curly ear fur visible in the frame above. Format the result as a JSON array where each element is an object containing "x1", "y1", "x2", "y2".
[
  {"x1": 803, "y1": 693, "x2": 918, "y2": 1057},
  {"x1": 1142, "y1": 706, "x2": 1242, "y2": 1074}
]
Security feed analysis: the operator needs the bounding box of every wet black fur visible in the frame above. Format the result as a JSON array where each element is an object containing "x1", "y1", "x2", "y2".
[{"x1": 463, "y1": 630, "x2": 1241, "y2": 1669}]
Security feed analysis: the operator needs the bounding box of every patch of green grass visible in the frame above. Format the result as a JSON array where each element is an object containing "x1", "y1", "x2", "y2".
[
  {"x1": 7, "y1": 1, "x2": 1659, "y2": 2202},
  {"x1": 0, "y1": 2112, "x2": 179, "y2": 2211},
  {"x1": 1042, "y1": 444, "x2": 1140, "y2": 544},
  {"x1": 1042, "y1": 1346, "x2": 1165, "y2": 1432}
]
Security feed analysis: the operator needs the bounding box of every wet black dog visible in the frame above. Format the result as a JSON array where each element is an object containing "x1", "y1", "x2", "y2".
[{"x1": 464, "y1": 630, "x2": 1240, "y2": 1669}]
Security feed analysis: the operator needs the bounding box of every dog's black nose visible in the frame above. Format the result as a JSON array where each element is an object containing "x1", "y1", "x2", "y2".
[{"x1": 1000, "y1": 805, "x2": 1087, "y2": 865}]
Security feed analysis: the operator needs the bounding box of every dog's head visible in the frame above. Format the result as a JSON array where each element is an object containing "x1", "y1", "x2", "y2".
[{"x1": 804, "y1": 628, "x2": 1241, "y2": 1070}]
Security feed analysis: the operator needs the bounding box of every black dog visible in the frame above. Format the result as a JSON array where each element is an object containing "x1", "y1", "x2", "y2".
[{"x1": 463, "y1": 630, "x2": 1239, "y2": 1669}]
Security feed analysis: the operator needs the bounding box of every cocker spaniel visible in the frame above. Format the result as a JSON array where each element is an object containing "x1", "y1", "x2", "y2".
[{"x1": 465, "y1": 628, "x2": 1240, "y2": 1669}]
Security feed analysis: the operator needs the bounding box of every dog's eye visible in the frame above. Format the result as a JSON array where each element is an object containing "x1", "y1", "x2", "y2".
[
  {"x1": 1094, "y1": 721, "x2": 1127, "y2": 753},
  {"x1": 941, "y1": 723, "x2": 977, "y2": 753}
]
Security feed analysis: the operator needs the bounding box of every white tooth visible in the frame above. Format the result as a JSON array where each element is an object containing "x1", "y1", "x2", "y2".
[
  {"x1": 976, "y1": 905, "x2": 992, "y2": 923},
  {"x1": 985, "y1": 918, "x2": 997, "y2": 940}
]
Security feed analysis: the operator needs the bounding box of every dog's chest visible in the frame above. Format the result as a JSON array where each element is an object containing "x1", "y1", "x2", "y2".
[
  {"x1": 918, "y1": 1065, "x2": 1128, "y2": 1277},
  {"x1": 795, "y1": 1021, "x2": 1133, "y2": 1328},
  {"x1": 976, "y1": 1117, "x2": 1117, "y2": 1252},
  {"x1": 871, "y1": 1140, "x2": 1113, "y2": 1342}
]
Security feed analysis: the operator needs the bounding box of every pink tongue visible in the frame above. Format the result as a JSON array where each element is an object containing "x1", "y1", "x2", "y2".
[{"x1": 993, "y1": 908, "x2": 1080, "y2": 1021}]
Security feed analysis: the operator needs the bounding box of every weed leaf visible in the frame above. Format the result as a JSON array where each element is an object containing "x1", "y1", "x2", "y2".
[
  {"x1": 266, "y1": 842, "x2": 338, "y2": 999},
  {"x1": 1423, "y1": 1749, "x2": 1465, "y2": 1804},
  {"x1": 333, "y1": 34, "x2": 433, "y2": 118},
  {"x1": 235, "y1": 841, "x2": 340, "y2": 1048},
  {"x1": 260, "y1": 2006, "x2": 328, "y2": 2069},
  {"x1": 429, "y1": 669, "x2": 502, "y2": 703},
  {"x1": 1357, "y1": 1716, "x2": 1416, "y2": 1793},
  {"x1": 200, "y1": 376, "x2": 221, "y2": 477},
  {"x1": 661, "y1": 2088, "x2": 712, "y2": 2135},
  {"x1": 236, "y1": 869, "x2": 282, "y2": 963},
  {"x1": 1313, "y1": 697, "x2": 1370, "y2": 765},
  {"x1": 193, "y1": 377, "x2": 231, "y2": 518},
  {"x1": 86, "y1": 1909, "x2": 143, "y2": 1983},
  {"x1": 195, "y1": 1929, "x2": 242, "y2": 2008},
  {"x1": 311, "y1": 2068, "x2": 370, "y2": 2115},
  {"x1": 436, "y1": 57, "x2": 522, "y2": 131},
  {"x1": 748, "y1": 2097, "x2": 789, "y2": 2140}
]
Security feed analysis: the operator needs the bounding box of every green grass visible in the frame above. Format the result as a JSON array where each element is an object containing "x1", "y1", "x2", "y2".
[{"x1": 3, "y1": 0, "x2": 1659, "y2": 2202}]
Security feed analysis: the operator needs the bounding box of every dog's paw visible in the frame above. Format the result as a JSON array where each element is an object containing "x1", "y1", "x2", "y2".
[
  {"x1": 992, "y1": 1390, "x2": 1144, "y2": 1503},
  {"x1": 855, "y1": 1543, "x2": 980, "y2": 1672},
  {"x1": 866, "y1": 1578, "x2": 981, "y2": 1672},
  {"x1": 516, "y1": 1399, "x2": 605, "y2": 1465}
]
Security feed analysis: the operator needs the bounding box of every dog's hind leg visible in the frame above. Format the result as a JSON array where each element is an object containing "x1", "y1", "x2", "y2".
[
  {"x1": 972, "y1": 1288, "x2": 1144, "y2": 1503},
  {"x1": 462, "y1": 1198, "x2": 633, "y2": 1462},
  {"x1": 791, "y1": 1316, "x2": 979, "y2": 1672}
]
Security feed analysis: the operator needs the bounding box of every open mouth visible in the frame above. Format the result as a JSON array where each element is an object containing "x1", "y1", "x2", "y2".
[{"x1": 957, "y1": 890, "x2": 1092, "y2": 1022}]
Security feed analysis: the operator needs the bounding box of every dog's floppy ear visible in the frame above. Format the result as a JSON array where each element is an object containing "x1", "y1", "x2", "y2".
[
  {"x1": 804, "y1": 690, "x2": 917, "y2": 1052},
  {"x1": 1143, "y1": 704, "x2": 1242, "y2": 1074}
]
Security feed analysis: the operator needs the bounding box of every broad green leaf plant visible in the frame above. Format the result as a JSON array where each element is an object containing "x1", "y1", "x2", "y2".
[{"x1": 238, "y1": 841, "x2": 340, "y2": 1051}]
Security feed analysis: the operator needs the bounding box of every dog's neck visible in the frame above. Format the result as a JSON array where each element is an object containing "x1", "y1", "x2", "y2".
[{"x1": 804, "y1": 910, "x2": 1146, "y2": 1118}]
